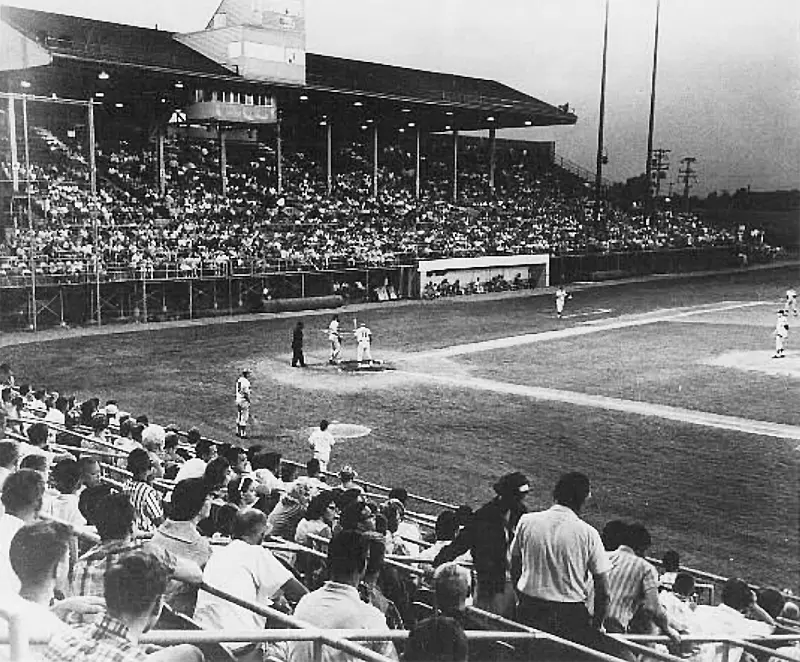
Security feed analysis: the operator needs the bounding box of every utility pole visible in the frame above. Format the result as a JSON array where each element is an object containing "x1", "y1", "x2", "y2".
[
  {"x1": 678, "y1": 157, "x2": 698, "y2": 214},
  {"x1": 594, "y1": 0, "x2": 610, "y2": 230},
  {"x1": 644, "y1": 0, "x2": 661, "y2": 224}
]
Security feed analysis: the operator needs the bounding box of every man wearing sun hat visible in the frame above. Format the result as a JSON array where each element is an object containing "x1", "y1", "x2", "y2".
[{"x1": 434, "y1": 471, "x2": 530, "y2": 617}]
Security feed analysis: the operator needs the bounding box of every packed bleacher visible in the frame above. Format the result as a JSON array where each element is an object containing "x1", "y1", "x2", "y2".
[
  {"x1": 0, "y1": 126, "x2": 754, "y2": 289},
  {"x1": 1, "y1": 362, "x2": 799, "y2": 662}
]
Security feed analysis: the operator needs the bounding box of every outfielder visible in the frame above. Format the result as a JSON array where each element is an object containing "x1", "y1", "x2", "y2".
[
  {"x1": 235, "y1": 369, "x2": 252, "y2": 438},
  {"x1": 328, "y1": 314, "x2": 342, "y2": 364},
  {"x1": 773, "y1": 310, "x2": 789, "y2": 359},
  {"x1": 354, "y1": 322, "x2": 373, "y2": 363},
  {"x1": 786, "y1": 288, "x2": 798, "y2": 317},
  {"x1": 555, "y1": 286, "x2": 571, "y2": 319}
]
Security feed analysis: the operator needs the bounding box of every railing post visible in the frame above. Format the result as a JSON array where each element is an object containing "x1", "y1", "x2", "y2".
[{"x1": 313, "y1": 637, "x2": 324, "y2": 662}]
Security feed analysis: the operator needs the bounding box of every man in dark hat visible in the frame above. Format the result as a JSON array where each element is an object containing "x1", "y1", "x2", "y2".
[{"x1": 433, "y1": 471, "x2": 530, "y2": 617}]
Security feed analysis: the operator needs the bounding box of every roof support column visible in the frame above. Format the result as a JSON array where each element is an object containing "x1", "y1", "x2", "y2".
[
  {"x1": 8, "y1": 97, "x2": 18, "y2": 193},
  {"x1": 372, "y1": 123, "x2": 379, "y2": 199},
  {"x1": 156, "y1": 125, "x2": 166, "y2": 197},
  {"x1": 415, "y1": 125, "x2": 421, "y2": 200},
  {"x1": 489, "y1": 127, "x2": 497, "y2": 192},
  {"x1": 452, "y1": 128, "x2": 459, "y2": 201},
  {"x1": 218, "y1": 124, "x2": 228, "y2": 197},
  {"x1": 276, "y1": 115, "x2": 283, "y2": 194},
  {"x1": 326, "y1": 121, "x2": 333, "y2": 196}
]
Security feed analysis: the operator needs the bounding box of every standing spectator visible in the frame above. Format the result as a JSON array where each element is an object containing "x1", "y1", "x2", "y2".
[
  {"x1": 660, "y1": 549, "x2": 681, "y2": 591},
  {"x1": 308, "y1": 420, "x2": 336, "y2": 472},
  {"x1": 0, "y1": 469, "x2": 45, "y2": 594},
  {"x1": 122, "y1": 448, "x2": 164, "y2": 534},
  {"x1": 72, "y1": 492, "x2": 202, "y2": 599},
  {"x1": 604, "y1": 522, "x2": 679, "y2": 646},
  {"x1": 510, "y1": 472, "x2": 611, "y2": 655},
  {"x1": 44, "y1": 549, "x2": 203, "y2": 662},
  {"x1": 174, "y1": 438, "x2": 217, "y2": 483},
  {"x1": 0, "y1": 440, "x2": 19, "y2": 491},
  {"x1": 434, "y1": 471, "x2": 530, "y2": 617},
  {"x1": 151, "y1": 478, "x2": 213, "y2": 615},
  {"x1": 292, "y1": 321, "x2": 306, "y2": 367},
  {"x1": 289, "y1": 530, "x2": 398, "y2": 662},
  {"x1": 194, "y1": 509, "x2": 307, "y2": 657},
  {"x1": 235, "y1": 369, "x2": 252, "y2": 439}
]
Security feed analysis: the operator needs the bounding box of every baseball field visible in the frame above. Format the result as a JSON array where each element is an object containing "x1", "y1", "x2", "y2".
[{"x1": 2, "y1": 263, "x2": 798, "y2": 591}]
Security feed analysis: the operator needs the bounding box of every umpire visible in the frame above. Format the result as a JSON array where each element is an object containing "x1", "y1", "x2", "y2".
[{"x1": 291, "y1": 321, "x2": 306, "y2": 367}]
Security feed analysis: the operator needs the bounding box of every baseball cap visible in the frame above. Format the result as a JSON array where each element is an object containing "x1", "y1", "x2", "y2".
[{"x1": 493, "y1": 472, "x2": 530, "y2": 498}]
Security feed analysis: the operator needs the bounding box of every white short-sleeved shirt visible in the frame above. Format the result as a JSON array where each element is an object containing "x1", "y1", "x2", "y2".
[
  {"x1": 690, "y1": 604, "x2": 773, "y2": 662},
  {"x1": 289, "y1": 582, "x2": 398, "y2": 662},
  {"x1": 194, "y1": 539, "x2": 293, "y2": 649},
  {"x1": 0, "y1": 513, "x2": 24, "y2": 595},
  {"x1": 0, "y1": 594, "x2": 69, "y2": 662},
  {"x1": 174, "y1": 458, "x2": 208, "y2": 483},
  {"x1": 308, "y1": 429, "x2": 336, "y2": 465},
  {"x1": 511, "y1": 504, "x2": 610, "y2": 603}
]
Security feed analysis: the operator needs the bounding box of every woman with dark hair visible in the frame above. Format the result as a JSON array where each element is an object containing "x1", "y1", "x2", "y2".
[
  {"x1": 294, "y1": 491, "x2": 337, "y2": 546},
  {"x1": 227, "y1": 474, "x2": 260, "y2": 509},
  {"x1": 203, "y1": 456, "x2": 231, "y2": 495}
]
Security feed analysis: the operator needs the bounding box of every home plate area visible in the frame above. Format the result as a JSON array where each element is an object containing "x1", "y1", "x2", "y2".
[
  {"x1": 706, "y1": 350, "x2": 800, "y2": 378},
  {"x1": 337, "y1": 359, "x2": 396, "y2": 372}
]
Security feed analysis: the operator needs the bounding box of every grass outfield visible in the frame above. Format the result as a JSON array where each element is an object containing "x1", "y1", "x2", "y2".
[{"x1": 3, "y1": 264, "x2": 799, "y2": 590}]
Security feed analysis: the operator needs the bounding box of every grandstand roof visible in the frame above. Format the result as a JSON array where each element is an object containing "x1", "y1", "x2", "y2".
[{"x1": 0, "y1": 5, "x2": 577, "y2": 132}]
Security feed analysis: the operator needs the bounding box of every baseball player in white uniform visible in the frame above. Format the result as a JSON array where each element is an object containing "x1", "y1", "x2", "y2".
[
  {"x1": 786, "y1": 289, "x2": 798, "y2": 317},
  {"x1": 235, "y1": 369, "x2": 252, "y2": 438},
  {"x1": 328, "y1": 314, "x2": 342, "y2": 364},
  {"x1": 354, "y1": 322, "x2": 373, "y2": 363},
  {"x1": 773, "y1": 310, "x2": 789, "y2": 359},
  {"x1": 555, "y1": 286, "x2": 571, "y2": 318}
]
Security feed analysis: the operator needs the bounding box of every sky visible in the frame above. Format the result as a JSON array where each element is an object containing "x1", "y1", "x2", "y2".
[{"x1": 4, "y1": 0, "x2": 800, "y2": 195}]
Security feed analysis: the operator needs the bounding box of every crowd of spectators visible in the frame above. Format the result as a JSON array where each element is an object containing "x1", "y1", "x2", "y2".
[
  {"x1": 1, "y1": 361, "x2": 799, "y2": 662},
  {"x1": 0, "y1": 127, "x2": 750, "y2": 287}
]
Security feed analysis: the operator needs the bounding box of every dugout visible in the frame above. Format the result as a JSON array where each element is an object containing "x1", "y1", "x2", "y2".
[{"x1": 418, "y1": 254, "x2": 550, "y2": 293}]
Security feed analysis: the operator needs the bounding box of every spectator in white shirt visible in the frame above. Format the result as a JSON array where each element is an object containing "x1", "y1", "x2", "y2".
[
  {"x1": 175, "y1": 438, "x2": 217, "y2": 483},
  {"x1": 0, "y1": 469, "x2": 45, "y2": 595},
  {"x1": 194, "y1": 509, "x2": 307, "y2": 657}
]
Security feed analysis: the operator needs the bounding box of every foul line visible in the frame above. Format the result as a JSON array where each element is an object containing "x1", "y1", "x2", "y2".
[
  {"x1": 404, "y1": 301, "x2": 800, "y2": 441},
  {"x1": 413, "y1": 301, "x2": 765, "y2": 359}
]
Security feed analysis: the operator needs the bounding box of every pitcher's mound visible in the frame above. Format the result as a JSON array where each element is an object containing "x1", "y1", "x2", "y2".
[
  {"x1": 298, "y1": 423, "x2": 372, "y2": 440},
  {"x1": 706, "y1": 350, "x2": 800, "y2": 378}
]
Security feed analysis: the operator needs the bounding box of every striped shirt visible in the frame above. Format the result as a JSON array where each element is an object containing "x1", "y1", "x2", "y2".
[
  {"x1": 606, "y1": 545, "x2": 658, "y2": 629},
  {"x1": 121, "y1": 479, "x2": 163, "y2": 534}
]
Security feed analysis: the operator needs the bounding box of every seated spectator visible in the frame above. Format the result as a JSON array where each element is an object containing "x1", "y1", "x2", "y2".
[
  {"x1": 78, "y1": 483, "x2": 114, "y2": 527},
  {"x1": 18, "y1": 422, "x2": 58, "y2": 465},
  {"x1": 295, "y1": 458, "x2": 327, "y2": 497},
  {"x1": 71, "y1": 492, "x2": 202, "y2": 599},
  {"x1": 174, "y1": 438, "x2": 216, "y2": 483},
  {"x1": 252, "y1": 450, "x2": 284, "y2": 499},
  {"x1": 43, "y1": 548, "x2": 202, "y2": 662},
  {"x1": 42, "y1": 458, "x2": 87, "y2": 596},
  {"x1": 380, "y1": 499, "x2": 411, "y2": 556},
  {"x1": 162, "y1": 432, "x2": 185, "y2": 480},
  {"x1": 660, "y1": 572, "x2": 701, "y2": 658},
  {"x1": 223, "y1": 446, "x2": 250, "y2": 478},
  {"x1": 758, "y1": 588, "x2": 788, "y2": 620},
  {"x1": 387, "y1": 487, "x2": 421, "y2": 555},
  {"x1": 338, "y1": 499, "x2": 377, "y2": 534},
  {"x1": 122, "y1": 448, "x2": 164, "y2": 534},
  {"x1": 76, "y1": 456, "x2": 102, "y2": 492},
  {"x1": 1, "y1": 521, "x2": 104, "y2": 659},
  {"x1": 227, "y1": 474, "x2": 260, "y2": 509},
  {"x1": 691, "y1": 577, "x2": 776, "y2": 662},
  {"x1": 359, "y1": 533, "x2": 404, "y2": 629},
  {"x1": 290, "y1": 530, "x2": 398, "y2": 662},
  {"x1": 295, "y1": 491, "x2": 337, "y2": 546},
  {"x1": 267, "y1": 481, "x2": 311, "y2": 540},
  {"x1": 338, "y1": 465, "x2": 363, "y2": 493},
  {"x1": 419, "y1": 511, "x2": 471, "y2": 564},
  {"x1": 660, "y1": 549, "x2": 681, "y2": 591},
  {"x1": 194, "y1": 509, "x2": 307, "y2": 657},
  {"x1": 202, "y1": 456, "x2": 232, "y2": 497},
  {"x1": 151, "y1": 477, "x2": 213, "y2": 615},
  {"x1": 404, "y1": 616, "x2": 468, "y2": 662},
  {"x1": 1, "y1": 469, "x2": 45, "y2": 594},
  {"x1": 0, "y1": 440, "x2": 19, "y2": 492}
]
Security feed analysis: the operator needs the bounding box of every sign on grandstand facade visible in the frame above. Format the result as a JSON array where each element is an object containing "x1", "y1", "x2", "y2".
[
  {"x1": 418, "y1": 254, "x2": 550, "y2": 291},
  {"x1": 176, "y1": 0, "x2": 306, "y2": 85}
]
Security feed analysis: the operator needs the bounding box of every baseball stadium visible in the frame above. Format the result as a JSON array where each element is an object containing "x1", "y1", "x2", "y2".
[{"x1": 0, "y1": 1, "x2": 798, "y2": 661}]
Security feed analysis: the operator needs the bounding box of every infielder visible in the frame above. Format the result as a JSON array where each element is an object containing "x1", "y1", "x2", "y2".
[
  {"x1": 328, "y1": 314, "x2": 342, "y2": 364},
  {"x1": 773, "y1": 309, "x2": 789, "y2": 359},
  {"x1": 555, "y1": 286, "x2": 571, "y2": 318},
  {"x1": 786, "y1": 288, "x2": 798, "y2": 317},
  {"x1": 235, "y1": 369, "x2": 252, "y2": 438},
  {"x1": 354, "y1": 321, "x2": 373, "y2": 363}
]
